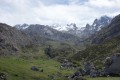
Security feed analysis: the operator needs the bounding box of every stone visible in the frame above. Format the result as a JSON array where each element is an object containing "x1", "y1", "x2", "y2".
[
  {"x1": 90, "y1": 68, "x2": 97, "y2": 77},
  {"x1": 0, "y1": 72, "x2": 7, "y2": 80},
  {"x1": 78, "y1": 68, "x2": 85, "y2": 76},
  {"x1": 84, "y1": 62, "x2": 93, "y2": 75},
  {"x1": 60, "y1": 60, "x2": 73, "y2": 69},
  {"x1": 73, "y1": 76, "x2": 86, "y2": 80},
  {"x1": 31, "y1": 66, "x2": 39, "y2": 71},
  {"x1": 104, "y1": 53, "x2": 120, "y2": 76}
]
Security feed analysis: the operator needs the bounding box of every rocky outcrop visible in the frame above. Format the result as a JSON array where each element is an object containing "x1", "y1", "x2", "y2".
[
  {"x1": 84, "y1": 62, "x2": 95, "y2": 75},
  {"x1": 60, "y1": 59, "x2": 73, "y2": 69},
  {"x1": 0, "y1": 23, "x2": 32, "y2": 55},
  {"x1": 104, "y1": 53, "x2": 120, "y2": 76}
]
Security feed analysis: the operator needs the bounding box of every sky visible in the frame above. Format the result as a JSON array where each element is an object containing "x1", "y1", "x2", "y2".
[{"x1": 0, "y1": 0, "x2": 120, "y2": 27}]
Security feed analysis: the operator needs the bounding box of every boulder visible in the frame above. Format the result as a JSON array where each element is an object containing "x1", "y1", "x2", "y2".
[
  {"x1": 72, "y1": 76, "x2": 86, "y2": 80},
  {"x1": 84, "y1": 62, "x2": 93, "y2": 75},
  {"x1": 0, "y1": 72, "x2": 7, "y2": 80},
  {"x1": 78, "y1": 68, "x2": 85, "y2": 76},
  {"x1": 90, "y1": 68, "x2": 97, "y2": 77},
  {"x1": 31, "y1": 66, "x2": 39, "y2": 71},
  {"x1": 60, "y1": 61, "x2": 73, "y2": 69},
  {"x1": 104, "y1": 53, "x2": 120, "y2": 76}
]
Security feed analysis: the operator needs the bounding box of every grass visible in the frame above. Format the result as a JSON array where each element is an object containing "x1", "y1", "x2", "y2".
[
  {"x1": 0, "y1": 57, "x2": 75, "y2": 80},
  {"x1": 87, "y1": 77, "x2": 120, "y2": 80},
  {"x1": 0, "y1": 58, "x2": 119, "y2": 80}
]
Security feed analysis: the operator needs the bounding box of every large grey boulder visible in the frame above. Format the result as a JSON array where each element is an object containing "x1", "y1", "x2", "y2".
[
  {"x1": 90, "y1": 68, "x2": 97, "y2": 77},
  {"x1": 104, "y1": 53, "x2": 120, "y2": 76},
  {"x1": 84, "y1": 62, "x2": 94, "y2": 75}
]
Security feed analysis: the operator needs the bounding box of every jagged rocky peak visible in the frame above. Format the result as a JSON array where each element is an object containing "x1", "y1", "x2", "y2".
[
  {"x1": 92, "y1": 15, "x2": 112, "y2": 31},
  {"x1": 84, "y1": 15, "x2": 112, "y2": 32},
  {"x1": 66, "y1": 23, "x2": 78, "y2": 31},
  {"x1": 50, "y1": 23, "x2": 79, "y2": 31},
  {"x1": 14, "y1": 23, "x2": 29, "y2": 30},
  {"x1": 75, "y1": 15, "x2": 112, "y2": 39},
  {"x1": 85, "y1": 24, "x2": 91, "y2": 30},
  {"x1": 51, "y1": 24, "x2": 65, "y2": 31}
]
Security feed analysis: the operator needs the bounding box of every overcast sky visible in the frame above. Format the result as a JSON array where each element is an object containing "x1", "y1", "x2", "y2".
[{"x1": 0, "y1": 0, "x2": 120, "y2": 27}]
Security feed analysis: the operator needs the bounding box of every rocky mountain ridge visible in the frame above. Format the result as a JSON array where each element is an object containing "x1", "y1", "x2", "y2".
[{"x1": 0, "y1": 23, "x2": 32, "y2": 55}]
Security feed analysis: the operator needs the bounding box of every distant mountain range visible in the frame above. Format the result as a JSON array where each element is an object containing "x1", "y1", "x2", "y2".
[
  {"x1": 15, "y1": 24, "x2": 79, "y2": 44},
  {"x1": 0, "y1": 15, "x2": 120, "y2": 65},
  {"x1": 15, "y1": 15, "x2": 112, "y2": 40}
]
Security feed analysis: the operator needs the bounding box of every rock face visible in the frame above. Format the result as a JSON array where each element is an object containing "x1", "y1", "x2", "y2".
[
  {"x1": 104, "y1": 53, "x2": 120, "y2": 75},
  {"x1": 91, "y1": 14, "x2": 120, "y2": 44},
  {"x1": 0, "y1": 23, "x2": 32, "y2": 55},
  {"x1": 77, "y1": 16, "x2": 111, "y2": 39}
]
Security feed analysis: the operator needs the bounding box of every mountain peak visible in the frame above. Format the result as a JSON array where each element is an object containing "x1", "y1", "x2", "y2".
[{"x1": 14, "y1": 23, "x2": 29, "y2": 30}]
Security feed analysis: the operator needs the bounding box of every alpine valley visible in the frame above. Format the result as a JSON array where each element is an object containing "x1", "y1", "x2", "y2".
[{"x1": 1, "y1": 14, "x2": 120, "y2": 80}]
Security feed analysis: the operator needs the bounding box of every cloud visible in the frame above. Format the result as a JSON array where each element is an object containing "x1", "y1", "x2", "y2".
[
  {"x1": 0, "y1": 0, "x2": 120, "y2": 28},
  {"x1": 87, "y1": 0, "x2": 120, "y2": 8}
]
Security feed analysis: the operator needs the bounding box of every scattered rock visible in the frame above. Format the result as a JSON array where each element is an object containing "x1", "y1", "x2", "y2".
[
  {"x1": 0, "y1": 72, "x2": 7, "y2": 80},
  {"x1": 69, "y1": 69, "x2": 85, "y2": 80},
  {"x1": 69, "y1": 76, "x2": 86, "y2": 80},
  {"x1": 31, "y1": 66, "x2": 39, "y2": 71},
  {"x1": 90, "y1": 68, "x2": 97, "y2": 77},
  {"x1": 104, "y1": 53, "x2": 120, "y2": 76},
  {"x1": 60, "y1": 59, "x2": 73, "y2": 69},
  {"x1": 84, "y1": 62, "x2": 94, "y2": 75},
  {"x1": 74, "y1": 76, "x2": 86, "y2": 80}
]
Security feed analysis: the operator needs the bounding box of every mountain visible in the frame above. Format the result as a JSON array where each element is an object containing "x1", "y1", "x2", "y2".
[
  {"x1": 91, "y1": 14, "x2": 120, "y2": 44},
  {"x1": 49, "y1": 16, "x2": 112, "y2": 40},
  {"x1": 50, "y1": 16, "x2": 112, "y2": 40},
  {"x1": 15, "y1": 24, "x2": 81, "y2": 45},
  {"x1": 72, "y1": 14, "x2": 120, "y2": 64},
  {"x1": 78, "y1": 15, "x2": 112, "y2": 39},
  {"x1": 51, "y1": 23, "x2": 79, "y2": 31},
  {"x1": 14, "y1": 23, "x2": 29, "y2": 30},
  {"x1": 0, "y1": 23, "x2": 32, "y2": 55}
]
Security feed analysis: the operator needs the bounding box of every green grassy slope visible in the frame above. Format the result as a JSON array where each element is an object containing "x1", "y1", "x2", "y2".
[
  {"x1": 0, "y1": 57, "x2": 76, "y2": 80},
  {"x1": 72, "y1": 36, "x2": 120, "y2": 67},
  {"x1": 0, "y1": 41, "x2": 79, "y2": 80}
]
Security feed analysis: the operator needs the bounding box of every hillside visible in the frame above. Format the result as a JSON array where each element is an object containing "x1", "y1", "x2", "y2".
[
  {"x1": 0, "y1": 23, "x2": 32, "y2": 55},
  {"x1": 91, "y1": 14, "x2": 120, "y2": 44},
  {"x1": 79, "y1": 16, "x2": 111, "y2": 39},
  {"x1": 72, "y1": 14, "x2": 120, "y2": 66}
]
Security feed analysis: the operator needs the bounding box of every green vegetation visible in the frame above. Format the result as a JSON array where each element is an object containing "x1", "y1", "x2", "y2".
[
  {"x1": 1, "y1": 58, "x2": 120, "y2": 80},
  {"x1": 87, "y1": 77, "x2": 120, "y2": 80},
  {"x1": 0, "y1": 58, "x2": 76, "y2": 80},
  {"x1": 72, "y1": 36, "x2": 120, "y2": 68}
]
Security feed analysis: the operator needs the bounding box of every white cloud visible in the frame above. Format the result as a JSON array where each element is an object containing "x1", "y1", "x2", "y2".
[
  {"x1": 0, "y1": 0, "x2": 120, "y2": 28},
  {"x1": 87, "y1": 0, "x2": 120, "y2": 8}
]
